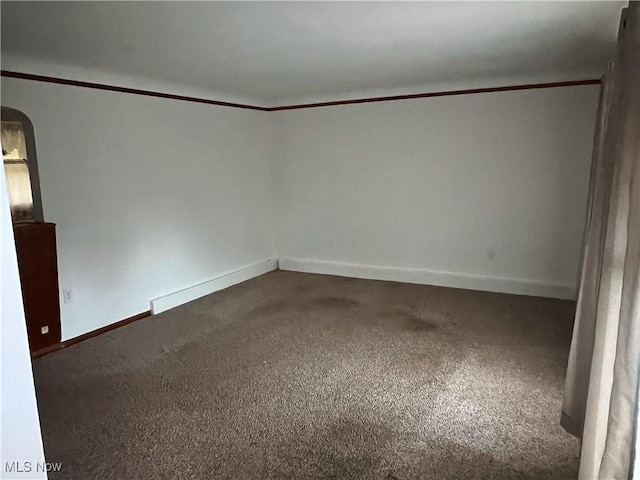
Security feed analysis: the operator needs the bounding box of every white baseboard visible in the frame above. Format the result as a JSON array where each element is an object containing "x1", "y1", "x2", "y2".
[
  {"x1": 150, "y1": 257, "x2": 575, "y2": 314},
  {"x1": 150, "y1": 259, "x2": 278, "y2": 314},
  {"x1": 278, "y1": 258, "x2": 576, "y2": 300}
]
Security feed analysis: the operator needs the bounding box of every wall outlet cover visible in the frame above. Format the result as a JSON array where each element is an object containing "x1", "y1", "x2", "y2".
[{"x1": 63, "y1": 289, "x2": 73, "y2": 303}]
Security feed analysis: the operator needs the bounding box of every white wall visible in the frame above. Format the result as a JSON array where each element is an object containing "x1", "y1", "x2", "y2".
[
  {"x1": 0, "y1": 77, "x2": 599, "y2": 345},
  {"x1": 275, "y1": 86, "x2": 600, "y2": 299},
  {"x1": 1, "y1": 163, "x2": 47, "y2": 479},
  {"x1": 0, "y1": 77, "x2": 275, "y2": 340}
]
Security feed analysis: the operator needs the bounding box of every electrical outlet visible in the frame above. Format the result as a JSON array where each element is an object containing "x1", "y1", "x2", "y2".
[{"x1": 63, "y1": 289, "x2": 73, "y2": 304}]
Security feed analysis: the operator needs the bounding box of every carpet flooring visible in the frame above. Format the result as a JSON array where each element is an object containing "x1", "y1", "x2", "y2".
[{"x1": 32, "y1": 271, "x2": 579, "y2": 479}]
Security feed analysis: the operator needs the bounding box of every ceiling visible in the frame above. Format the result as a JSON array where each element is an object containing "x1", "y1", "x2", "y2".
[{"x1": 0, "y1": 1, "x2": 626, "y2": 106}]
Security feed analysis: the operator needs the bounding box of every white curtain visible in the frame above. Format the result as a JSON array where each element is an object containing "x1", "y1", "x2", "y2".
[
  {"x1": 1, "y1": 120, "x2": 34, "y2": 222},
  {"x1": 562, "y1": 3, "x2": 640, "y2": 479},
  {"x1": 0, "y1": 121, "x2": 27, "y2": 159},
  {"x1": 3, "y1": 162, "x2": 33, "y2": 210}
]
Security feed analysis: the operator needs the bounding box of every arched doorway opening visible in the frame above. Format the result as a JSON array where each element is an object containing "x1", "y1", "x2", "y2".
[{"x1": 2, "y1": 106, "x2": 44, "y2": 223}]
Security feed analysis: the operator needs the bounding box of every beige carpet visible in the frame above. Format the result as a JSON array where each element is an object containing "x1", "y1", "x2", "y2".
[{"x1": 32, "y1": 271, "x2": 579, "y2": 479}]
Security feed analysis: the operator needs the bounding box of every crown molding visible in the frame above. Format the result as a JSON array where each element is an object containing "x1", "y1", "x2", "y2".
[{"x1": 1, "y1": 70, "x2": 600, "y2": 112}]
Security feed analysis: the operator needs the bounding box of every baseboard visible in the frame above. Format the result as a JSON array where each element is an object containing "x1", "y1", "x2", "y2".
[
  {"x1": 278, "y1": 258, "x2": 576, "y2": 300},
  {"x1": 32, "y1": 257, "x2": 572, "y2": 360},
  {"x1": 31, "y1": 310, "x2": 151, "y2": 359},
  {"x1": 150, "y1": 259, "x2": 278, "y2": 314}
]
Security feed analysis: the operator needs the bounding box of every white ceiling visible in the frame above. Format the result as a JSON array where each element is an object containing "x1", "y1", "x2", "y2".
[{"x1": 0, "y1": 1, "x2": 625, "y2": 106}]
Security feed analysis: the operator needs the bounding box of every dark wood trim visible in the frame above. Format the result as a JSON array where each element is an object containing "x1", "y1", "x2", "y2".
[
  {"x1": 31, "y1": 310, "x2": 151, "y2": 359},
  {"x1": 2, "y1": 70, "x2": 600, "y2": 112},
  {"x1": 269, "y1": 79, "x2": 602, "y2": 111},
  {"x1": 1, "y1": 70, "x2": 269, "y2": 112}
]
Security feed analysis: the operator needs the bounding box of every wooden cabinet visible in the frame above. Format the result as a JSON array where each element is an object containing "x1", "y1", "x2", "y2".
[{"x1": 13, "y1": 222, "x2": 62, "y2": 353}]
